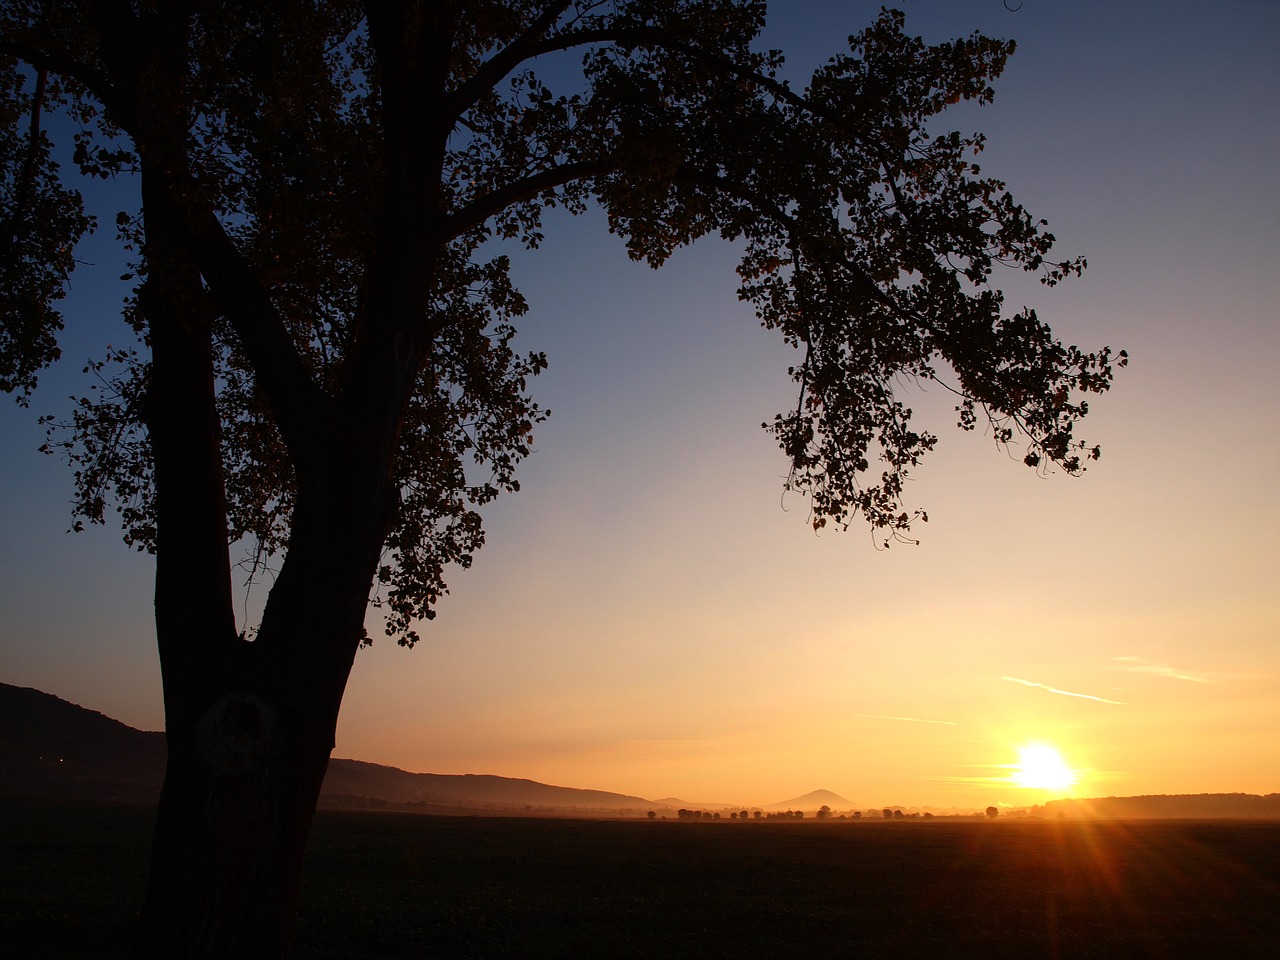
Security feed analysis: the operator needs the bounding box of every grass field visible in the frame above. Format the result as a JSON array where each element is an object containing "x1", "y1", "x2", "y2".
[{"x1": 4, "y1": 799, "x2": 1278, "y2": 958}]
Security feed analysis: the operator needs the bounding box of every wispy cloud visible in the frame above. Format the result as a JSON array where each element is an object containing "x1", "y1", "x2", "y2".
[
  {"x1": 1111, "y1": 657, "x2": 1217, "y2": 684},
  {"x1": 853, "y1": 714, "x2": 958, "y2": 725},
  {"x1": 1002, "y1": 676, "x2": 1127, "y2": 705}
]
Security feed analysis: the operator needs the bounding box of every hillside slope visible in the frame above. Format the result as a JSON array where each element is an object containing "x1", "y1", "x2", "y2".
[
  {"x1": 0, "y1": 684, "x2": 653, "y2": 812},
  {"x1": 0, "y1": 682, "x2": 165, "y2": 802}
]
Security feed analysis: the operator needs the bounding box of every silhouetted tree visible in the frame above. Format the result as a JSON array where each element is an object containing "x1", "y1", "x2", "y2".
[
  {"x1": 1, "y1": 2, "x2": 1121, "y2": 954},
  {"x1": 883, "y1": 808, "x2": 894, "y2": 819},
  {"x1": 817, "y1": 804, "x2": 831, "y2": 819},
  {"x1": 986, "y1": 806, "x2": 1000, "y2": 819}
]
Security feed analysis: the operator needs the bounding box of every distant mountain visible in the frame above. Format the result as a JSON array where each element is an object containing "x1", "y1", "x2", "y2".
[
  {"x1": 1043, "y1": 794, "x2": 1280, "y2": 819},
  {"x1": 765, "y1": 789, "x2": 856, "y2": 811},
  {"x1": 0, "y1": 684, "x2": 653, "y2": 813}
]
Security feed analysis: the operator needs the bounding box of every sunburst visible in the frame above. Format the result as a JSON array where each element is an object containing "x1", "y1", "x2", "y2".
[{"x1": 1011, "y1": 743, "x2": 1077, "y2": 790}]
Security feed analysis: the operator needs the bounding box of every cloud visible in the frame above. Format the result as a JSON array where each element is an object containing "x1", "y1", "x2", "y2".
[
  {"x1": 1001, "y1": 676, "x2": 1127, "y2": 705},
  {"x1": 853, "y1": 714, "x2": 958, "y2": 725},
  {"x1": 1111, "y1": 657, "x2": 1217, "y2": 684}
]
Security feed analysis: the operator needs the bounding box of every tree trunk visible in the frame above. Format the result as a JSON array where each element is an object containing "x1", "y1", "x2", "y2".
[
  {"x1": 131, "y1": 158, "x2": 382, "y2": 954},
  {"x1": 73, "y1": 7, "x2": 422, "y2": 956},
  {"x1": 136, "y1": 435, "x2": 390, "y2": 957},
  {"x1": 135, "y1": 687, "x2": 334, "y2": 959}
]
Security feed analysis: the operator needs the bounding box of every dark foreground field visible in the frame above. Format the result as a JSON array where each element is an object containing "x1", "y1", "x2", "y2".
[{"x1": 4, "y1": 800, "x2": 1278, "y2": 958}]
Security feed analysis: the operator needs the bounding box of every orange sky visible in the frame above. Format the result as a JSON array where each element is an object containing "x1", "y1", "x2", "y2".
[{"x1": 2, "y1": 1, "x2": 1277, "y2": 810}]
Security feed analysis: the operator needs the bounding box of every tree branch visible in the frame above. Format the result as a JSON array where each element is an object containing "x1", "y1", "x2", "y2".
[
  {"x1": 183, "y1": 208, "x2": 334, "y2": 468},
  {"x1": 447, "y1": 22, "x2": 877, "y2": 147},
  {"x1": 446, "y1": 0, "x2": 577, "y2": 117},
  {"x1": 676, "y1": 164, "x2": 918, "y2": 327},
  {"x1": 439, "y1": 158, "x2": 613, "y2": 242},
  {"x1": 0, "y1": 37, "x2": 117, "y2": 106},
  {"x1": 1, "y1": 67, "x2": 46, "y2": 246}
]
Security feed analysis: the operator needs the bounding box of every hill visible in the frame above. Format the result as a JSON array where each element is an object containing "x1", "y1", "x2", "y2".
[
  {"x1": 0, "y1": 684, "x2": 653, "y2": 813},
  {"x1": 765, "y1": 788, "x2": 856, "y2": 811},
  {"x1": 0, "y1": 682, "x2": 166, "y2": 803},
  {"x1": 320, "y1": 759, "x2": 653, "y2": 813}
]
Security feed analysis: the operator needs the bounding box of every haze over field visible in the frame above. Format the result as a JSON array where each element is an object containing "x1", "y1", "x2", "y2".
[{"x1": 1, "y1": 0, "x2": 1278, "y2": 811}]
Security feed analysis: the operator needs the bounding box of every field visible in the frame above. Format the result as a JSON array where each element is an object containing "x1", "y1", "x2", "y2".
[{"x1": 4, "y1": 800, "x2": 1279, "y2": 958}]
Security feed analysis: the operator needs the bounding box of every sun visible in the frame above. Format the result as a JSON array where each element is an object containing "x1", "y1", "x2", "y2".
[{"x1": 1011, "y1": 743, "x2": 1077, "y2": 791}]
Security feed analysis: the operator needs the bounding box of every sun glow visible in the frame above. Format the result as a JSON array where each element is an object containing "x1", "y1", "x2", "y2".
[{"x1": 1012, "y1": 743, "x2": 1077, "y2": 791}]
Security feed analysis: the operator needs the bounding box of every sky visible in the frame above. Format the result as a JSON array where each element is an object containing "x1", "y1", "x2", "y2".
[{"x1": 2, "y1": 0, "x2": 1278, "y2": 811}]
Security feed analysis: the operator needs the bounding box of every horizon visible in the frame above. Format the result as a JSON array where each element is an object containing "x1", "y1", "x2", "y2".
[
  {"x1": 10, "y1": 679, "x2": 1275, "y2": 816},
  {"x1": 2, "y1": 0, "x2": 1278, "y2": 812}
]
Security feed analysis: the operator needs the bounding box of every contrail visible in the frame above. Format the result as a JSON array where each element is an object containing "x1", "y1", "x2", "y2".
[
  {"x1": 1002, "y1": 676, "x2": 1127, "y2": 705},
  {"x1": 853, "y1": 714, "x2": 958, "y2": 725},
  {"x1": 1111, "y1": 657, "x2": 1216, "y2": 683}
]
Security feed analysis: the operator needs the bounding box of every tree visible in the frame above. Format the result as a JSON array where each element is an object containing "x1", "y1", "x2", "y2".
[
  {"x1": 986, "y1": 805, "x2": 1000, "y2": 819},
  {"x1": 1, "y1": 2, "x2": 1122, "y2": 955}
]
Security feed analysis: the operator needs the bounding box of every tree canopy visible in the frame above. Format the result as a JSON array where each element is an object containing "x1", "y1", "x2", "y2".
[{"x1": 2, "y1": 2, "x2": 1121, "y2": 652}]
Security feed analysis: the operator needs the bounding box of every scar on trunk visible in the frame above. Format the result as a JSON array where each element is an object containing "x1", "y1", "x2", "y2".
[{"x1": 196, "y1": 694, "x2": 277, "y2": 774}]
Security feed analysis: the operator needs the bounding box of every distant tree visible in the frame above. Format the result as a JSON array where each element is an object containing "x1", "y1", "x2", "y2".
[
  {"x1": 883, "y1": 808, "x2": 894, "y2": 819},
  {"x1": 753, "y1": 810, "x2": 763, "y2": 821},
  {"x1": 647, "y1": 810, "x2": 656, "y2": 820},
  {"x1": 986, "y1": 806, "x2": 1000, "y2": 819},
  {"x1": 2, "y1": 1, "x2": 1120, "y2": 953},
  {"x1": 853, "y1": 810, "x2": 862, "y2": 819},
  {"x1": 816, "y1": 804, "x2": 832, "y2": 820}
]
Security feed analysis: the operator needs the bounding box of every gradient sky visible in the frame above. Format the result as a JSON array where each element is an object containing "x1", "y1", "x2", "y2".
[{"x1": 2, "y1": 0, "x2": 1277, "y2": 810}]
